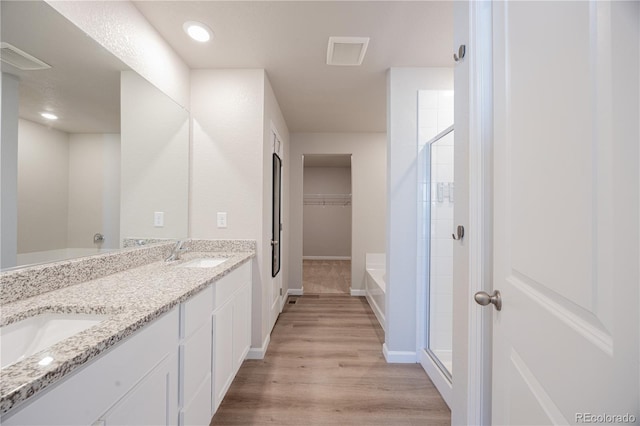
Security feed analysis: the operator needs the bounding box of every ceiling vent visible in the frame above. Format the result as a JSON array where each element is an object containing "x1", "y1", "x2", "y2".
[
  {"x1": 1, "y1": 42, "x2": 51, "y2": 71},
  {"x1": 326, "y1": 37, "x2": 369, "y2": 66}
]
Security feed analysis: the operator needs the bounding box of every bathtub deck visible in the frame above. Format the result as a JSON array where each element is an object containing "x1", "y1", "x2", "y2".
[
  {"x1": 210, "y1": 294, "x2": 450, "y2": 426},
  {"x1": 365, "y1": 268, "x2": 386, "y2": 330}
]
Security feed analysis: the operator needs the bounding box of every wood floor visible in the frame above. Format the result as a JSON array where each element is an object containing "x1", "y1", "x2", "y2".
[
  {"x1": 303, "y1": 260, "x2": 351, "y2": 294},
  {"x1": 210, "y1": 294, "x2": 450, "y2": 426}
]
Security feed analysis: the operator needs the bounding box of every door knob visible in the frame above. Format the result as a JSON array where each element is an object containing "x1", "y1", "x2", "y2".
[
  {"x1": 474, "y1": 290, "x2": 502, "y2": 311},
  {"x1": 271, "y1": 240, "x2": 279, "y2": 246}
]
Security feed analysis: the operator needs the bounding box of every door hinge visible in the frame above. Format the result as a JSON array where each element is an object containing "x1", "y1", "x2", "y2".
[{"x1": 279, "y1": 288, "x2": 283, "y2": 296}]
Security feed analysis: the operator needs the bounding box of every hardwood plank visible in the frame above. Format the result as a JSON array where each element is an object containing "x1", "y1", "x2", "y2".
[{"x1": 210, "y1": 294, "x2": 450, "y2": 425}]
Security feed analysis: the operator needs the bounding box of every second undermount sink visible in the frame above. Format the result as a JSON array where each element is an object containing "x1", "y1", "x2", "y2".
[
  {"x1": 1, "y1": 313, "x2": 109, "y2": 369},
  {"x1": 179, "y1": 258, "x2": 228, "y2": 268}
]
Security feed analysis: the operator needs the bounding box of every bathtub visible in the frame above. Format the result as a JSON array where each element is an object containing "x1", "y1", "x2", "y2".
[
  {"x1": 365, "y1": 253, "x2": 386, "y2": 330},
  {"x1": 15, "y1": 248, "x2": 119, "y2": 268}
]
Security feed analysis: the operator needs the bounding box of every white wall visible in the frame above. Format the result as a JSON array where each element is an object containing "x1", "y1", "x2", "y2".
[
  {"x1": 304, "y1": 167, "x2": 351, "y2": 194},
  {"x1": 290, "y1": 133, "x2": 386, "y2": 293},
  {"x1": 303, "y1": 166, "x2": 352, "y2": 257},
  {"x1": 190, "y1": 69, "x2": 290, "y2": 350},
  {"x1": 17, "y1": 119, "x2": 70, "y2": 254},
  {"x1": 67, "y1": 134, "x2": 120, "y2": 250},
  {"x1": 190, "y1": 69, "x2": 264, "y2": 241},
  {"x1": 120, "y1": 71, "x2": 189, "y2": 243},
  {"x1": 46, "y1": 0, "x2": 190, "y2": 110},
  {"x1": 386, "y1": 68, "x2": 453, "y2": 359},
  {"x1": 1, "y1": 73, "x2": 20, "y2": 268},
  {"x1": 16, "y1": 120, "x2": 122, "y2": 255}
]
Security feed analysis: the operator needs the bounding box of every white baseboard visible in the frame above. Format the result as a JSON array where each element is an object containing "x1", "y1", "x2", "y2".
[
  {"x1": 350, "y1": 288, "x2": 366, "y2": 296},
  {"x1": 287, "y1": 288, "x2": 304, "y2": 296},
  {"x1": 303, "y1": 256, "x2": 351, "y2": 260},
  {"x1": 246, "y1": 334, "x2": 271, "y2": 360},
  {"x1": 382, "y1": 343, "x2": 417, "y2": 363}
]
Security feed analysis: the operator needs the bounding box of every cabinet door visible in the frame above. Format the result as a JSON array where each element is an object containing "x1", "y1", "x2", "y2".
[
  {"x1": 178, "y1": 285, "x2": 214, "y2": 425},
  {"x1": 181, "y1": 321, "x2": 212, "y2": 425},
  {"x1": 100, "y1": 352, "x2": 178, "y2": 426},
  {"x1": 181, "y1": 375, "x2": 212, "y2": 426},
  {"x1": 212, "y1": 301, "x2": 234, "y2": 411},
  {"x1": 232, "y1": 282, "x2": 251, "y2": 372}
]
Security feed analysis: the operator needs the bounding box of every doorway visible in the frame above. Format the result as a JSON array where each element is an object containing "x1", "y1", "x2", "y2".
[{"x1": 302, "y1": 154, "x2": 352, "y2": 294}]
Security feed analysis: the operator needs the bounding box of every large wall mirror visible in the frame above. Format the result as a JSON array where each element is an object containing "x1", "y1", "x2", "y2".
[{"x1": 1, "y1": 0, "x2": 189, "y2": 270}]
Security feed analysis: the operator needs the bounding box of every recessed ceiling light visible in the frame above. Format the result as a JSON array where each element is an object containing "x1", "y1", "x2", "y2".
[
  {"x1": 40, "y1": 112, "x2": 58, "y2": 120},
  {"x1": 183, "y1": 21, "x2": 212, "y2": 43}
]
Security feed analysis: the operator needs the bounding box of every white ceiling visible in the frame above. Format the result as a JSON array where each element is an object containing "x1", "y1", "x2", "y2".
[
  {"x1": 1, "y1": 1, "x2": 127, "y2": 134},
  {"x1": 133, "y1": 1, "x2": 454, "y2": 133},
  {"x1": 2, "y1": 1, "x2": 453, "y2": 135}
]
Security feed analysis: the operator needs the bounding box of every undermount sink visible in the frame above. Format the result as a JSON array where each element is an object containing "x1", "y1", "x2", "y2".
[
  {"x1": 0, "y1": 313, "x2": 109, "y2": 369},
  {"x1": 179, "y1": 258, "x2": 228, "y2": 268}
]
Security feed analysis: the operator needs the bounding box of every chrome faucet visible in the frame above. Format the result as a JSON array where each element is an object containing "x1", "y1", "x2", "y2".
[{"x1": 166, "y1": 240, "x2": 188, "y2": 262}]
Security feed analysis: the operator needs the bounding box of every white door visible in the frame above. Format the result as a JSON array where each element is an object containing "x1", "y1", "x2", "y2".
[{"x1": 490, "y1": 1, "x2": 639, "y2": 424}]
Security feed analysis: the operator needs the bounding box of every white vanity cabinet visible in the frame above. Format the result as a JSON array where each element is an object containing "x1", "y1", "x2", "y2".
[
  {"x1": 212, "y1": 261, "x2": 252, "y2": 411},
  {"x1": 180, "y1": 260, "x2": 252, "y2": 423},
  {"x1": 1, "y1": 308, "x2": 180, "y2": 426},
  {"x1": 1, "y1": 259, "x2": 253, "y2": 426}
]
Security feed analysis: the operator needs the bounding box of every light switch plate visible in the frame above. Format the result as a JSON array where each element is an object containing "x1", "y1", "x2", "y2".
[
  {"x1": 217, "y1": 212, "x2": 227, "y2": 228},
  {"x1": 154, "y1": 211, "x2": 164, "y2": 227}
]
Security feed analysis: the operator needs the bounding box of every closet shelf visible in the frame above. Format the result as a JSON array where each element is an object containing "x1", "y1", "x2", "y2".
[{"x1": 303, "y1": 193, "x2": 351, "y2": 206}]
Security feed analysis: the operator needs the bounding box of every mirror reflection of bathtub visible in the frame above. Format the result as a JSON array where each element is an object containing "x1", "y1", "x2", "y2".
[
  {"x1": 365, "y1": 253, "x2": 386, "y2": 330},
  {"x1": 12, "y1": 248, "x2": 120, "y2": 271},
  {"x1": 1, "y1": 0, "x2": 189, "y2": 271}
]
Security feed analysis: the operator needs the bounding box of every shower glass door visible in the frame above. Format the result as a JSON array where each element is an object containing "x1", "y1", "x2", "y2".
[
  {"x1": 418, "y1": 89, "x2": 454, "y2": 381},
  {"x1": 427, "y1": 128, "x2": 454, "y2": 379}
]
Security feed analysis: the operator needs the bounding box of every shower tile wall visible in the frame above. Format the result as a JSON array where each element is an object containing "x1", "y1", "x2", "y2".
[
  {"x1": 418, "y1": 90, "x2": 454, "y2": 148},
  {"x1": 418, "y1": 89, "x2": 454, "y2": 372}
]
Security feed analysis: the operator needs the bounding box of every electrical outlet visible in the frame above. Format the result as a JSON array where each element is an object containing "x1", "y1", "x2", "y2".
[
  {"x1": 217, "y1": 212, "x2": 227, "y2": 228},
  {"x1": 154, "y1": 212, "x2": 164, "y2": 227}
]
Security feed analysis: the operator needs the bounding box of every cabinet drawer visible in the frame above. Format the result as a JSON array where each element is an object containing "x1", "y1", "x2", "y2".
[
  {"x1": 213, "y1": 261, "x2": 251, "y2": 310},
  {"x1": 182, "y1": 286, "x2": 213, "y2": 339}
]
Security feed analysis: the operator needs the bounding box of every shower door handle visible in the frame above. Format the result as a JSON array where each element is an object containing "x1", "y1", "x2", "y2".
[{"x1": 474, "y1": 290, "x2": 502, "y2": 311}]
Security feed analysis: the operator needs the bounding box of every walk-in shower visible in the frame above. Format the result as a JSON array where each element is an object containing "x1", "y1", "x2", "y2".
[{"x1": 417, "y1": 90, "x2": 454, "y2": 386}]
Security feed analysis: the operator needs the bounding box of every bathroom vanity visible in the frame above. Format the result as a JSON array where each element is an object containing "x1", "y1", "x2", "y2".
[{"x1": 0, "y1": 240, "x2": 255, "y2": 426}]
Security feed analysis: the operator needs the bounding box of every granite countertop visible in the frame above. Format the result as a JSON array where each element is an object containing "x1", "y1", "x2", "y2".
[{"x1": 0, "y1": 250, "x2": 254, "y2": 415}]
